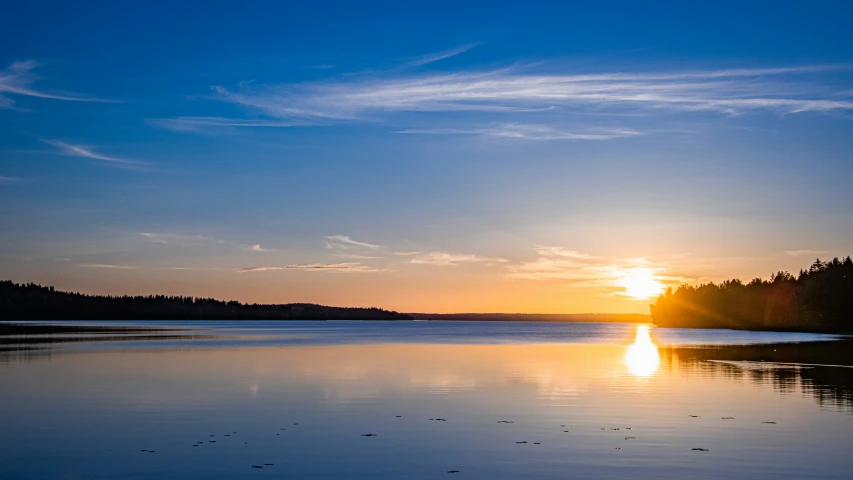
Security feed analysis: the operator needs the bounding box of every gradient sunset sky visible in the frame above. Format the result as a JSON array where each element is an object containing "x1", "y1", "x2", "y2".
[{"x1": 2, "y1": 1, "x2": 852, "y2": 313}]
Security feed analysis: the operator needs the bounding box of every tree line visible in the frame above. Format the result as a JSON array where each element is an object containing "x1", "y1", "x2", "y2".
[
  {"x1": 0, "y1": 281, "x2": 413, "y2": 321},
  {"x1": 650, "y1": 257, "x2": 853, "y2": 333}
]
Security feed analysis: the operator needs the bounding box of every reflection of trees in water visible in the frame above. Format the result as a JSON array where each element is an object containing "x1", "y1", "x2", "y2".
[
  {"x1": 0, "y1": 346, "x2": 57, "y2": 364},
  {"x1": 662, "y1": 341, "x2": 853, "y2": 412},
  {"x1": 0, "y1": 327, "x2": 223, "y2": 364}
]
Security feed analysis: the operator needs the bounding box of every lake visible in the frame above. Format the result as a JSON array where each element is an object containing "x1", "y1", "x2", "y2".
[{"x1": 1, "y1": 321, "x2": 852, "y2": 479}]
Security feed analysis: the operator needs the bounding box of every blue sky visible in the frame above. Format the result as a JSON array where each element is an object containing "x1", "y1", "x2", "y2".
[{"x1": 2, "y1": 0, "x2": 852, "y2": 312}]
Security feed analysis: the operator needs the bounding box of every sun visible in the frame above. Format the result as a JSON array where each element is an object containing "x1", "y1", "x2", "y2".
[{"x1": 616, "y1": 268, "x2": 665, "y2": 299}]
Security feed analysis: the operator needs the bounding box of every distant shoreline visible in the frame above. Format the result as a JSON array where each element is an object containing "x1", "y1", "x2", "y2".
[
  {"x1": 408, "y1": 313, "x2": 649, "y2": 323},
  {"x1": 0, "y1": 280, "x2": 412, "y2": 321}
]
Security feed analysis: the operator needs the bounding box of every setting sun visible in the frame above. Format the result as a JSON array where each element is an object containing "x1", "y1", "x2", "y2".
[{"x1": 616, "y1": 268, "x2": 665, "y2": 300}]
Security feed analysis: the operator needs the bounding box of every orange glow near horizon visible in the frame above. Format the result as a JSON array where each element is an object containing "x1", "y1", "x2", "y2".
[{"x1": 9, "y1": 250, "x2": 820, "y2": 314}]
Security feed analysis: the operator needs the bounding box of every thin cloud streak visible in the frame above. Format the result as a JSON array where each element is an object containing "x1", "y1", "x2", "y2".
[
  {"x1": 0, "y1": 60, "x2": 113, "y2": 106},
  {"x1": 140, "y1": 232, "x2": 227, "y2": 246},
  {"x1": 410, "y1": 251, "x2": 508, "y2": 267},
  {"x1": 42, "y1": 139, "x2": 145, "y2": 167},
  {"x1": 149, "y1": 116, "x2": 310, "y2": 133},
  {"x1": 324, "y1": 235, "x2": 382, "y2": 250},
  {"x1": 168, "y1": 267, "x2": 228, "y2": 271},
  {"x1": 399, "y1": 123, "x2": 642, "y2": 140},
  {"x1": 406, "y1": 43, "x2": 480, "y2": 67},
  {"x1": 207, "y1": 64, "x2": 853, "y2": 123},
  {"x1": 238, "y1": 262, "x2": 382, "y2": 273},
  {"x1": 332, "y1": 253, "x2": 383, "y2": 260},
  {"x1": 76, "y1": 263, "x2": 138, "y2": 270}
]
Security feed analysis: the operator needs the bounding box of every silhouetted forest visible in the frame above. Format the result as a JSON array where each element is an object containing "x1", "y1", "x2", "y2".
[
  {"x1": 651, "y1": 257, "x2": 853, "y2": 333},
  {"x1": 0, "y1": 281, "x2": 413, "y2": 321}
]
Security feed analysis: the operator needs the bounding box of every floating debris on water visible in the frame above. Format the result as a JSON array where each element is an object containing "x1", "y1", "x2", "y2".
[
  {"x1": 689, "y1": 415, "x2": 699, "y2": 418},
  {"x1": 447, "y1": 470, "x2": 460, "y2": 474},
  {"x1": 721, "y1": 417, "x2": 735, "y2": 420},
  {"x1": 497, "y1": 420, "x2": 514, "y2": 424},
  {"x1": 762, "y1": 421, "x2": 777, "y2": 424},
  {"x1": 692, "y1": 448, "x2": 710, "y2": 452},
  {"x1": 361, "y1": 433, "x2": 377, "y2": 437},
  {"x1": 515, "y1": 441, "x2": 528, "y2": 444},
  {"x1": 251, "y1": 465, "x2": 263, "y2": 469},
  {"x1": 625, "y1": 437, "x2": 637, "y2": 440}
]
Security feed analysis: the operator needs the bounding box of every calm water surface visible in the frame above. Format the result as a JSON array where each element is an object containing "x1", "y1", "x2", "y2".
[{"x1": 1, "y1": 321, "x2": 851, "y2": 479}]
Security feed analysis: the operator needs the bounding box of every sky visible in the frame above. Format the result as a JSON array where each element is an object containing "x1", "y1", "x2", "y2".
[{"x1": 2, "y1": 0, "x2": 853, "y2": 313}]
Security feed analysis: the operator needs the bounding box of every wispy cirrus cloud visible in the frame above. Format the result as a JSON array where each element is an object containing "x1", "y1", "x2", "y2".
[
  {"x1": 141, "y1": 232, "x2": 276, "y2": 254},
  {"x1": 399, "y1": 123, "x2": 641, "y2": 141},
  {"x1": 140, "y1": 232, "x2": 227, "y2": 246},
  {"x1": 405, "y1": 43, "x2": 480, "y2": 67},
  {"x1": 0, "y1": 60, "x2": 112, "y2": 109},
  {"x1": 324, "y1": 235, "x2": 382, "y2": 250},
  {"x1": 238, "y1": 262, "x2": 382, "y2": 273},
  {"x1": 784, "y1": 249, "x2": 829, "y2": 257},
  {"x1": 155, "y1": 62, "x2": 853, "y2": 138},
  {"x1": 409, "y1": 251, "x2": 508, "y2": 267},
  {"x1": 168, "y1": 267, "x2": 228, "y2": 271},
  {"x1": 148, "y1": 116, "x2": 310, "y2": 133},
  {"x1": 332, "y1": 253, "x2": 383, "y2": 260},
  {"x1": 76, "y1": 263, "x2": 138, "y2": 270},
  {"x1": 204, "y1": 63, "x2": 853, "y2": 124},
  {"x1": 41, "y1": 139, "x2": 145, "y2": 167}
]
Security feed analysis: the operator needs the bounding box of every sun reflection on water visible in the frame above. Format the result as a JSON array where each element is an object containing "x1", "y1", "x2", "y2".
[{"x1": 625, "y1": 324, "x2": 660, "y2": 377}]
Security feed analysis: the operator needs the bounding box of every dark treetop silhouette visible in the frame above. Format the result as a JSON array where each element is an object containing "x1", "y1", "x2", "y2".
[
  {"x1": 0, "y1": 281, "x2": 412, "y2": 321},
  {"x1": 650, "y1": 257, "x2": 853, "y2": 334}
]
